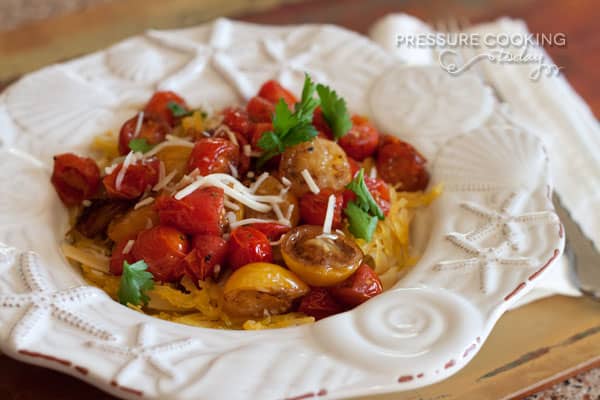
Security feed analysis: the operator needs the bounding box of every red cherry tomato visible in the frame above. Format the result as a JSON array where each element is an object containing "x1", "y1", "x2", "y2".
[
  {"x1": 181, "y1": 235, "x2": 228, "y2": 282},
  {"x1": 103, "y1": 157, "x2": 160, "y2": 200},
  {"x1": 299, "y1": 189, "x2": 343, "y2": 228},
  {"x1": 347, "y1": 157, "x2": 360, "y2": 178},
  {"x1": 131, "y1": 226, "x2": 189, "y2": 282},
  {"x1": 248, "y1": 222, "x2": 291, "y2": 241},
  {"x1": 109, "y1": 239, "x2": 136, "y2": 276},
  {"x1": 143, "y1": 91, "x2": 188, "y2": 127},
  {"x1": 228, "y1": 226, "x2": 272, "y2": 270},
  {"x1": 118, "y1": 114, "x2": 170, "y2": 155},
  {"x1": 222, "y1": 107, "x2": 254, "y2": 139},
  {"x1": 338, "y1": 115, "x2": 379, "y2": 161},
  {"x1": 312, "y1": 107, "x2": 333, "y2": 140},
  {"x1": 297, "y1": 288, "x2": 344, "y2": 320},
  {"x1": 187, "y1": 138, "x2": 239, "y2": 175},
  {"x1": 257, "y1": 80, "x2": 297, "y2": 107},
  {"x1": 155, "y1": 187, "x2": 225, "y2": 235},
  {"x1": 250, "y1": 122, "x2": 273, "y2": 151},
  {"x1": 376, "y1": 136, "x2": 430, "y2": 191},
  {"x1": 329, "y1": 264, "x2": 383, "y2": 307},
  {"x1": 246, "y1": 96, "x2": 275, "y2": 123},
  {"x1": 213, "y1": 128, "x2": 250, "y2": 176},
  {"x1": 342, "y1": 177, "x2": 391, "y2": 216},
  {"x1": 51, "y1": 153, "x2": 101, "y2": 206}
]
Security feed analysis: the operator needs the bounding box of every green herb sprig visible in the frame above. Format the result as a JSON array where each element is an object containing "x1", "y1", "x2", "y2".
[{"x1": 118, "y1": 260, "x2": 154, "y2": 306}]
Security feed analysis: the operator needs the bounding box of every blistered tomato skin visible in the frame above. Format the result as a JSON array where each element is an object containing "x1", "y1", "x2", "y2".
[
  {"x1": 228, "y1": 227, "x2": 273, "y2": 270},
  {"x1": 103, "y1": 157, "x2": 160, "y2": 200},
  {"x1": 329, "y1": 264, "x2": 383, "y2": 307},
  {"x1": 182, "y1": 235, "x2": 228, "y2": 282},
  {"x1": 155, "y1": 187, "x2": 225, "y2": 235},
  {"x1": 246, "y1": 96, "x2": 275, "y2": 123},
  {"x1": 248, "y1": 223, "x2": 291, "y2": 241},
  {"x1": 338, "y1": 115, "x2": 379, "y2": 161},
  {"x1": 258, "y1": 80, "x2": 297, "y2": 107},
  {"x1": 143, "y1": 91, "x2": 188, "y2": 127},
  {"x1": 376, "y1": 135, "x2": 430, "y2": 191},
  {"x1": 118, "y1": 114, "x2": 170, "y2": 155},
  {"x1": 299, "y1": 189, "x2": 344, "y2": 228},
  {"x1": 223, "y1": 262, "x2": 309, "y2": 318},
  {"x1": 109, "y1": 239, "x2": 136, "y2": 276},
  {"x1": 131, "y1": 226, "x2": 189, "y2": 283},
  {"x1": 222, "y1": 107, "x2": 254, "y2": 139},
  {"x1": 187, "y1": 138, "x2": 239, "y2": 175},
  {"x1": 312, "y1": 107, "x2": 333, "y2": 140},
  {"x1": 51, "y1": 153, "x2": 101, "y2": 206},
  {"x1": 298, "y1": 288, "x2": 344, "y2": 320}
]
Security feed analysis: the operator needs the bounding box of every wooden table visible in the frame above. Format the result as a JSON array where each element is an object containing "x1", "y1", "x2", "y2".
[{"x1": 1, "y1": 1, "x2": 599, "y2": 399}]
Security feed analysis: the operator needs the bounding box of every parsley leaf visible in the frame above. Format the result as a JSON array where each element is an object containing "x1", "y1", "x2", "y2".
[
  {"x1": 346, "y1": 168, "x2": 384, "y2": 220},
  {"x1": 344, "y1": 202, "x2": 379, "y2": 242},
  {"x1": 118, "y1": 260, "x2": 154, "y2": 306},
  {"x1": 128, "y1": 138, "x2": 154, "y2": 153},
  {"x1": 167, "y1": 101, "x2": 193, "y2": 118},
  {"x1": 257, "y1": 74, "x2": 319, "y2": 166},
  {"x1": 316, "y1": 83, "x2": 352, "y2": 140}
]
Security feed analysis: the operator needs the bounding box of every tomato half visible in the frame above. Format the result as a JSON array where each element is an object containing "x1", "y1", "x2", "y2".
[
  {"x1": 182, "y1": 235, "x2": 228, "y2": 282},
  {"x1": 248, "y1": 222, "x2": 291, "y2": 241},
  {"x1": 338, "y1": 115, "x2": 379, "y2": 161},
  {"x1": 118, "y1": 114, "x2": 170, "y2": 155},
  {"x1": 131, "y1": 226, "x2": 189, "y2": 282},
  {"x1": 246, "y1": 96, "x2": 275, "y2": 123},
  {"x1": 109, "y1": 239, "x2": 136, "y2": 276},
  {"x1": 155, "y1": 187, "x2": 225, "y2": 235},
  {"x1": 299, "y1": 189, "x2": 343, "y2": 228},
  {"x1": 222, "y1": 107, "x2": 254, "y2": 139},
  {"x1": 227, "y1": 226, "x2": 273, "y2": 270},
  {"x1": 312, "y1": 107, "x2": 333, "y2": 140},
  {"x1": 51, "y1": 153, "x2": 101, "y2": 206},
  {"x1": 187, "y1": 138, "x2": 239, "y2": 175},
  {"x1": 250, "y1": 122, "x2": 273, "y2": 151},
  {"x1": 376, "y1": 136, "x2": 430, "y2": 191},
  {"x1": 329, "y1": 264, "x2": 383, "y2": 307},
  {"x1": 103, "y1": 157, "x2": 160, "y2": 200},
  {"x1": 257, "y1": 80, "x2": 297, "y2": 107},
  {"x1": 297, "y1": 288, "x2": 344, "y2": 320},
  {"x1": 143, "y1": 91, "x2": 188, "y2": 127}
]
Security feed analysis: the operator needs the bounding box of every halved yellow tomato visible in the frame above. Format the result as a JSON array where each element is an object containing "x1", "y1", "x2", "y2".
[
  {"x1": 107, "y1": 204, "x2": 159, "y2": 242},
  {"x1": 154, "y1": 145, "x2": 193, "y2": 181},
  {"x1": 281, "y1": 225, "x2": 363, "y2": 287},
  {"x1": 222, "y1": 262, "x2": 309, "y2": 318}
]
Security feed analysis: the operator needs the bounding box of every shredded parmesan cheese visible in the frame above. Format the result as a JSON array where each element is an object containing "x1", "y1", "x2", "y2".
[
  {"x1": 153, "y1": 169, "x2": 177, "y2": 191},
  {"x1": 230, "y1": 218, "x2": 288, "y2": 229},
  {"x1": 322, "y1": 194, "x2": 336, "y2": 234},
  {"x1": 133, "y1": 111, "x2": 144, "y2": 138},
  {"x1": 115, "y1": 151, "x2": 138, "y2": 191},
  {"x1": 301, "y1": 169, "x2": 320, "y2": 194},
  {"x1": 281, "y1": 176, "x2": 291, "y2": 186},
  {"x1": 122, "y1": 239, "x2": 135, "y2": 254},
  {"x1": 82, "y1": 200, "x2": 92, "y2": 207},
  {"x1": 249, "y1": 172, "x2": 270, "y2": 193},
  {"x1": 224, "y1": 199, "x2": 240, "y2": 210},
  {"x1": 243, "y1": 144, "x2": 252, "y2": 157},
  {"x1": 134, "y1": 197, "x2": 154, "y2": 210}
]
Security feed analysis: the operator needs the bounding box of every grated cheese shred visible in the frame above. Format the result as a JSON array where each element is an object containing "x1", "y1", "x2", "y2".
[{"x1": 301, "y1": 169, "x2": 320, "y2": 194}]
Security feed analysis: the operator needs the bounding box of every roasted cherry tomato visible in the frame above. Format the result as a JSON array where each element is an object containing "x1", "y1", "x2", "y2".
[
  {"x1": 248, "y1": 222, "x2": 291, "y2": 241},
  {"x1": 281, "y1": 226, "x2": 363, "y2": 286},
  {"x1": 118, "y1": 114, "x2": 170, "y2": 155},
  {"x1": 279, "y1": 138, "x2": 352, "y2": 197},
  {"x1": 376, "y1": 136, "x2": 430, "y2": 191},
  {"x1": 107, "y1": 204, "x2": 159, "y2": 243},
  {"x1": 257, "y1": 80, "x2": 297, "y2": 107},
  {"x1": 103, "y1": 157, "x2": 160, "y2": 200},
  {"x1": 51, "y1": 153, "x2": 101, "y2": 206},
  {"x1": 329, "y1": 264, "x2": 383, "y2": 307},
  {"x1": 131, "y1": 226, "x2": 189, "y2": 282},
  {"x1": 250, "y1": 122, "x2": 273, "y2": 150},
  {"x1": 299, "y1": 189, "x2": 343, "y2": 228},
  {"x1": 342, "y1": 177, "x2": 391, "y2": 216},
  {"x1": 244, "y1": 176, "x2": 300, "y2": 226},
  {"x1": 338, "y1": 115, "x2": 379, "y2": 161},
  {"x1": 228, "y1": 226, "x2": 273, "y2": 270},
  {"x1": 187, "y1": 138, "x2": 239, "y2": 175},
  {"x1": 222, "y1": 107, "x2": 254, "y2": 139},
  {"x1": 312, "y1": 107, "x2": 333, "y2": 140},
  {"x1": 213, "y1": 127, "x2": 250, "y2": 176},
  {"x1": 143, "y1": 91, "x2": 188, "y2": 127},
  {"x1": 246, "y1": 96, "x2": 275, "y2": 123},
  {"x1": 155, "y1": 187, "x2": 225, "y2": 235},
  {"x1": 181, "y1": 235, "x2": 228, "y2": 282},
  {"x1": 347, "y1": 156, "x2": 360, "y2": 178},
  {"x1": 297, "y1": 288, "x2": 344, "y2": 320},
  {"x1": 109, "y1": 239, "x2": 136, "y2": 275},
  {"x1": 223, "y1": 262, "x2": 308, "y2": 318}
]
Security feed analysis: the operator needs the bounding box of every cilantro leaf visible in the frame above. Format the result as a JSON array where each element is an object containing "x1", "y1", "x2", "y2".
[
  {"x1": 316, "y1": 83, "x2": 352, "y2": 140},
  {"x1": 346, "y1": 168, "x2": 384, "y2": 220},
  {"x1": 118, "y1": 260, "x2": 154, "y2": 306},
  {"x1": 257, "y1": 74, "x2": 320, "y2": 166},
  {"x1": 344, "y1": 201, "x2": 379, "y2": 242},
  {"x1": 167, "y1": 101, "x2": 192, "y2": 118},
  {"x1": 128, "y1": 138, "x2": 154, "y2": 153}
]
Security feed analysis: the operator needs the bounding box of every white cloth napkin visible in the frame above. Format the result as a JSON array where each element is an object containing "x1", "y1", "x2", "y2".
[{"x1": 369, "y1": 14, "x2": 593, "y2": 306}]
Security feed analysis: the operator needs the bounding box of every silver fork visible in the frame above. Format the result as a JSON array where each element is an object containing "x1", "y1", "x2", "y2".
[{"x1": 434, "y1": 17, "x2": 600, "y2": 300}]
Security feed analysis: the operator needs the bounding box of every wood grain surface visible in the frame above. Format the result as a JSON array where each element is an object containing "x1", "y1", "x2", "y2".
[{"x1": 0, "y1": 1, "x2": 599, "y2": 399}]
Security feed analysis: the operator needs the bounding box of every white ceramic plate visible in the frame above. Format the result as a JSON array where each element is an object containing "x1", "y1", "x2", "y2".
[{"x1": 0, "y1": 18, "x2": 564, "y2": 400}]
